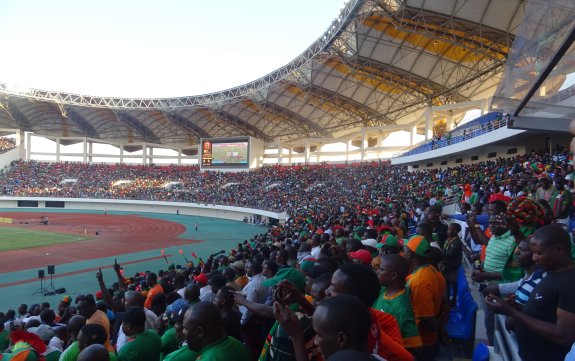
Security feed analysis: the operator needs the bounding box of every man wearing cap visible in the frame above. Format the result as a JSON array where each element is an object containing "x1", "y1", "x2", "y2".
[
  {"x1": 259, "y1": 268, "x2": 316, "y2": 361},
  {"x1": 403, "y1": 235, "x2": 446, "y2": 361},
  {"x1": 377, "y1": 233, "x2": 402, "y2": 256},
  {"x1": 536, "y1": 174, "x2": 557, "y2": 203},
  {"x1": 58, "y1": 296, "x2": 74, "y2": 324},
  {"x1": 348, "y1": 249, "x2": 373, "y2": 265},
  {"x1": 193, "y1": 273, "x2": 213, "y2": 303},
  {"x1": 28, "y1": 324, "x2": 61, "y2": 361},
  {"x1": 231, "y1": 261, "x2": 249, "y2": 289}
]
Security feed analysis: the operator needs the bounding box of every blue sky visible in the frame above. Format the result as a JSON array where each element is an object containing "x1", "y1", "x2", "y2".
[{"x1": 0, "y1": 0, "x2": 344, "y2": 97}]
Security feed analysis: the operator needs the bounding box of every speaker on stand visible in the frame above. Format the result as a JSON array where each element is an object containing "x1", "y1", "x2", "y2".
[
  {"x1": 32, "y1": 269, "x2": 48, "y2": 295},
  {"x1": 46, "y1": 265, "x2": 56, "y2": 293}
]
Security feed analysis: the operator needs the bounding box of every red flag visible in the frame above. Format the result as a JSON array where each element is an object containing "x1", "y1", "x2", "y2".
[
  {"x1": 161, "y1": 249, "x2": 165, "y2": 256},
  {"x1": 191, "y1": 252, "x2": 198, "y2": 259}
]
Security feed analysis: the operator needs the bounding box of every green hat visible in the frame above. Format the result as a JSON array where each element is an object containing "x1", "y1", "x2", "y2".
[
  {"x1": 405, "y1": 235, "x2": 430, "y2": 257},
  {"x1": 377, "y1": 233, "x2": 399, "y2": 248},
  {"x1": 262, "y1": 267, "x2": 306, "y2": 291},
  {"x1": 299, "y1": 258, "x2": 316, "y2": 273}
]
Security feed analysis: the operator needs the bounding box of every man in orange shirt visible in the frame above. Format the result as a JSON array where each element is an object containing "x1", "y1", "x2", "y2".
[
  {"x1": 144, "y1": 273, "x2": 164, "y2": 310},
  {"x1": 403, "y1": 235, "x2": 447, "y2": 361},
  {"x1": 76, "y1": 295, "x2": 114, "y2": 353}
]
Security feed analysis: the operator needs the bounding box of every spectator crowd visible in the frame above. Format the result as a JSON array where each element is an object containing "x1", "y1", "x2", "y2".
[{"x1": 0, "y1": 145, "x2": 575, "y2": 361}]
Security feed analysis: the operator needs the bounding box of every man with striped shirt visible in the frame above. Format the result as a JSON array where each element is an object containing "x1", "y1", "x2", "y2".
[{"x1": 471, "y1": 200, "x2": 524, "y2": 344}]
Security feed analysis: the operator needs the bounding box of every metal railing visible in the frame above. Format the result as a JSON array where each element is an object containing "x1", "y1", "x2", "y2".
[
  {"x1": 494, "y1": 314, "x2": 522, "y2": 361},
  {"x1": 394, "y1": 115, "x2": 510, "y2": 157}
]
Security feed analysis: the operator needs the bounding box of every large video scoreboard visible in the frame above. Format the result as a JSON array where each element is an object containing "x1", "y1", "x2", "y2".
[{"x1": 200, "y1": 137, "x2": 250, "y2": 169}]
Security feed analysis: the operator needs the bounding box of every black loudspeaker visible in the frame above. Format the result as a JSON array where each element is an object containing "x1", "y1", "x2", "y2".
[
  {"x1": 55, "y1": 288, "x2": 66, "y2": 294},
  {"x1": 38, "y1": 270, "x2": 45, "y2": 279},
  {"x1": 44, "y1": 291, "x2": 56, "y2": 296},
  {"x1": 48, "y1": 265, "x2": 55, "y2": 275}
]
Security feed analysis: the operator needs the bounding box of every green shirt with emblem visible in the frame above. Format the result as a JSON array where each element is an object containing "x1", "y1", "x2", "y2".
[{"x1": 118, "y1": 329, "x2": 161, "y2": 361}]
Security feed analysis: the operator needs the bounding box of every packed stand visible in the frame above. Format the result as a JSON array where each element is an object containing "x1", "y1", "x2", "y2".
[
  {"x1": 1, "y1": 146, "x2": 575, "y2": 360},
  {"x1": 0, "y1": 137, "x2": 16, "y2": 154}
]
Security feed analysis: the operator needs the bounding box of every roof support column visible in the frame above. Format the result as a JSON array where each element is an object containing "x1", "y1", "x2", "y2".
[
  {"x1": 16, "y1": 130, "x2": 25, "y2": 159},
  {"x1": 55, "y1": 137, "x2": 61, "y2": 162},
  {"x1": 119, "y1": 145, "x2": 124, "y2": 164},
  {"x1": 304, "y1": 141, "x2": 310, "y2": 164},
  {"x1": 149, "y1": 146, "x2": 154, "y2": 165},
  {"x1": 447, "y1": 111, "x2": 454, "y2": 131},
  {"x1": 360, "y1": 129, "x2": 367, "y2": 161},
  {"x1": 82, "y1": 137, "x2": 88, "y2": 163},
  {"x1": 288, "y1": 147, "x2": 293, "y2": 165},
  {"x1": 376, "y1": 131, "x2": 383, "y2": 159},
  {"x1": 142, "y1": 143, "x2": 147, "y2": 165},
  {"x1": 346, "y1": 140, "x2": 350, "y2": 162},
  {"x1": 25, "y1": 132, "x2": 31, "y2": 161},
  {"x1": 278, "y1": 143, "x2": 283, "y2": 164},
  {"x1": 88, "y1": 141, "x2": 93, "y2": 163},
  {"x1": 480, "y1": 98, "x2": 488, "y2": 116},
  {"x1": 410, "y1": 126, "x2": 416, "y2": 146},
  {"x1": 178, "y1": 149, "x2": 182, "y2": 165},
  {"x1": 425, "y1": 107, "x2": 432, "y2": 141}
]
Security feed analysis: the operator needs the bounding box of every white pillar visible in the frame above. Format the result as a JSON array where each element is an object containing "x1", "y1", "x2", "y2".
[
  {"x1": 425, "y1": 107, "x2": 432, "y2": 140},
  {"x1": 346, "y1": 140, "x2": 350, "y2": 161},
  {"x1": 178, "y1": 149, "x2": 182, "y2": 165},
  {"x1": 278, "y1": 144, "x2": 283, "y2": 164},
  {"x1": 447, "y1": 111, "x2": 454, "y2": 131},
  {"x1": 88, "y1": 141, "x2": 93, "y2": 163},
  {"x1": 25, "y1": 132, "x2": 31, "y2": 160},
  {"x1": 16, "y1": 130, "x2": 25, "y2": 159},
  {"x1": 142, "y1": 143, "x2": 147, "y2": 165},
  {"x1": 149, "y1": 146, "x2": 154, "y2": 165},
  {"x1": 304, "y1": 141, "x2": 310, "y2": 164},
  {"x1": 410, "y1": 126, "x2": 416, "y2": 146},
  {"x1": 119, "y1": 145, "x2": 124, "y2": 164},
  {"x1": 288, "y1": 147, "x2": 293, "y2": 164},
  {"x1": 360, "y1": 129, "x2": 367, "y2": 161},
  {"x1": 82, "y1": 137, "x2": 88, "y2": 163},
  {"x1": 55, "y1": 137, "x2": 61, "y2": 162}
]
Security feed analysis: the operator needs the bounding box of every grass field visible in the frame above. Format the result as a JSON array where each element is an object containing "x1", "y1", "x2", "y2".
[{"x1": 0, "y1": 227, "x2": 90, "y2": 251}]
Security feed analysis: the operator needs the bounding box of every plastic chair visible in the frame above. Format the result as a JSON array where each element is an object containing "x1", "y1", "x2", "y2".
[
  {"x1": 447, "y1": 289, "x2": 478, "y2": 358},
  {"x1": 472, "y1": 343, "x2": 489, "y2": 361}
]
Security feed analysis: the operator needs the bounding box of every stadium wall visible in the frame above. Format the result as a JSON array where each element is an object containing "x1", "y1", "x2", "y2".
[
  {"x1": 0, "y1": 197, "x2": 288, "y2": 223},
  {"x1": 0, "y1": 146, "x2": 23, "y2": 169}
]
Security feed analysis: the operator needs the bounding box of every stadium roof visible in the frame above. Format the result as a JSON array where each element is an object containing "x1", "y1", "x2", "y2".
[{"x1": 0, "y1": 0, "x2": 525, "y2": 148}]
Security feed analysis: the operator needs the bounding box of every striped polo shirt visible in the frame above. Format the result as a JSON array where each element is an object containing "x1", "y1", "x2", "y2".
[{"x1": 484, "y1": 230, "x2": 516, "y2": 283}]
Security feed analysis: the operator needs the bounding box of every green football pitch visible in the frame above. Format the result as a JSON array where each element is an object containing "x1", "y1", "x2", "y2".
[{"x1": 0, "y1": 227, "x2": 90, "y2": 251}]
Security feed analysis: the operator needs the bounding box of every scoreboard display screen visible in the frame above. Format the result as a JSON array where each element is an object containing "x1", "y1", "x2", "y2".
[{"x1": 201, "y1": 138, "x2": 249, "y2": 168}]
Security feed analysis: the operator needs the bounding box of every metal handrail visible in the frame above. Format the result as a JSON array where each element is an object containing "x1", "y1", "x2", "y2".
[
  {"x1": 394, "y1": 116, "x2": 510, "y2": 157},
  {"x1": 494, "y1": 314, "x2": 522, "y2": 361}
]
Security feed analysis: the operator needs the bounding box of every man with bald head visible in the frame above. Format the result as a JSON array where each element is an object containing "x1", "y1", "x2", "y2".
[
  {"x1": 77, "y1": 344, "x2": 110, "y2": 361},
  {"x1": 59, "y1": 315, "x2": 86, "y2": 361},
  {"x1": 183, "y1": 301, "x2": 250, "y2": 360},
  {"x1": 117, "y1": 306, "x2": 161, "y2": 361},
  {"x1": 116, "y1": 290, "x2": 159, "y2": 351},
  {"x1": 76, "y1": 296, "x2": 114, "y2": 353}
]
